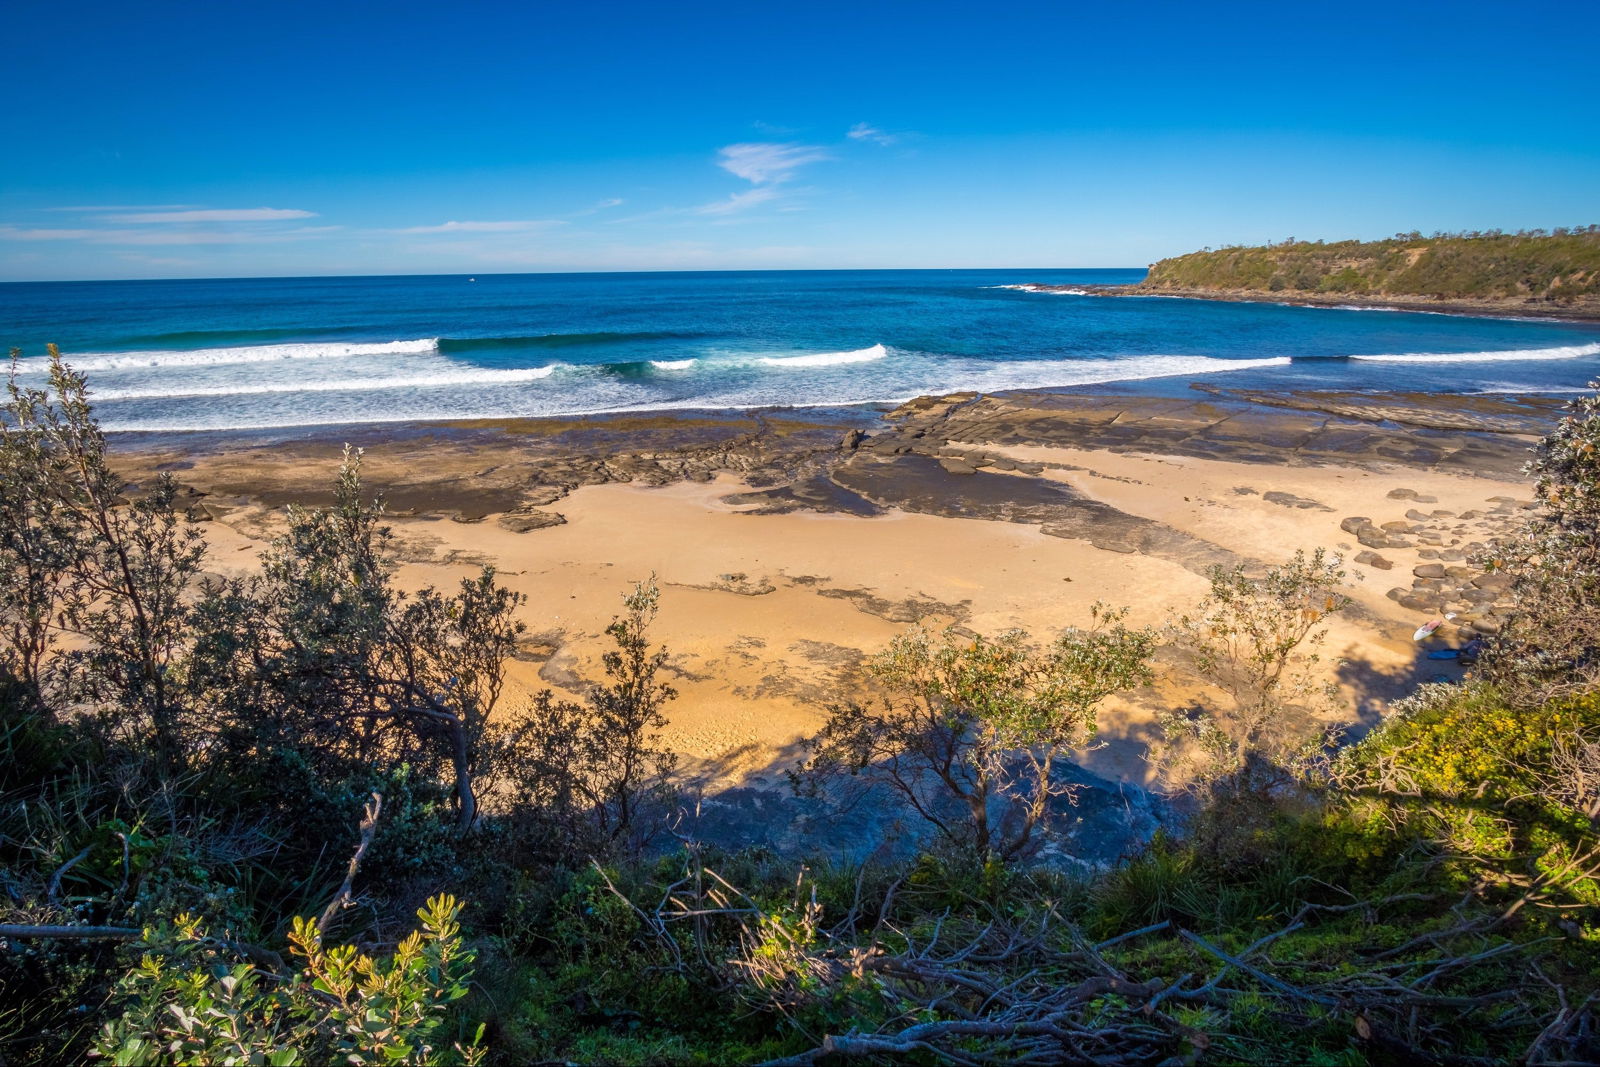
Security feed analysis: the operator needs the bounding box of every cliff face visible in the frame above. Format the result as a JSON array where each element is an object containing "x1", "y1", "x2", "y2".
[{"x1": 1141, "y1": 229, "x2": 1600, "y2": 311}]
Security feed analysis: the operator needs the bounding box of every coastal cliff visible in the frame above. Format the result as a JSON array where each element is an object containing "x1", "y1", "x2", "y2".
[{"x1": 1063, "y1": 228, "x2": 1600, "y2": 318}]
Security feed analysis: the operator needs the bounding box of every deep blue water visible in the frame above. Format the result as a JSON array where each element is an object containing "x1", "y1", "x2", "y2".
[{"x1": 2, "y1": 269, "x2": 1598, "y2": 433}]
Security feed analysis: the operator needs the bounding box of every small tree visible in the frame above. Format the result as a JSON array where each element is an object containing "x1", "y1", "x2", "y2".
[
  {"x1": 1483, "y1": 379, "x2": 1600, "y2": 705},
  {"x1": 185, "y1": 448, "x2": 525, "y2": 831},
  {"x1": 796, "y1": 605, "x2": 1157, "y2": 862},
  {"x1": 1, "y1": 349, "x2": 80, "y2": 714},
  {"x1": 504, "y1": 578, "x2": 679, "y2": 854},
  {"x1": 1157, "y1": 549, "x2": 1350, "y2": 796},
  {"x1": 0, "y1": 346, "x2": 205, "y2": 769}
]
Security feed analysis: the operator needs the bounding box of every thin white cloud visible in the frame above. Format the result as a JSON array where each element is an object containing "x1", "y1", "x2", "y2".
[
  {"x1": 0, "y1": 224, "x2": 336, "y2": 245},
  {"x1": 847, "y1": 122, "x2": 898, "y2": 146},
  {"x1": 716, "y1": 142, "x2": 831, "y2": 185},
  {"x1": 104, "y1": 207, "x2": 317, "y2": 223},
  {"x1": 693, "y1": 187, "x2": 786, "y2": 217},
  {"x1": 0, "y1": 227, "x2": 102, "y2": 241},
  {"x1": 48, "y1": 203, "x2": 201, "y2": 212},
  {"x1": 391, "y1": 219, "x2": 557, "y2": 234},
  {"x1": 593, "y1": 198, "x2": 624, "y2": 210}
]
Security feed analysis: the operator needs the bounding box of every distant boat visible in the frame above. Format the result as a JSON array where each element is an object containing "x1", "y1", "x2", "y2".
[{"x1": 468, "y1": 278, "x2": 476, "y2": 282}]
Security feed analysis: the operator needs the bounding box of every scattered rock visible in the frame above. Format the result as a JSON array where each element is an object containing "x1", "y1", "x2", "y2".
[
  {"x1": 1413, "y1": 563, "x2": 1448, "y2": 579},
  {"x1": 1388, "y1": 488, "x2": 1439, "y2": 503},
  {"x1": 938, "y1": 458, "x2": 978, "y2": 475},
  {"x1": 1354, "y1": 550, "x2": 1394, "y2": 570},
  {"x1": 523, "y1": 484, "x2": 569, "y2": 507},
  {"x1": 1091, "y1": 538, "x2": 1139, "y2": 554},
  {"x1": 1264, "y1": 490, "x2": 1332, "y2": 511},
  {"x1": 703, "y1": 573, "x2": 777, "y2": 596},
  {"x1": 498, "y1": 509, "x2": 566, "y2": 532}
]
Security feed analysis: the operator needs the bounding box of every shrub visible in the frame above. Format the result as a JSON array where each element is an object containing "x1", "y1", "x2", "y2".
[
  {"x1": 1483, "y1": 378, "x2": 1600, "y2": 704},
  {"x1": 796, "y1": 605, "x2": 1156, "y2": 861},
  {"x1": 94, "y1": 894, "x2": 481, "y2": 1066}
]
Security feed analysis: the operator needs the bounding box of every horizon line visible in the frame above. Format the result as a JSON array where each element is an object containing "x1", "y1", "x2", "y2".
[{"x1": 0, "y1": 265, "x2": 1150, "y2": 286}]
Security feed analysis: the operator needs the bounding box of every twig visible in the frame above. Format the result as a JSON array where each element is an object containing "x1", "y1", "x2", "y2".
[
  {"x1": 317, "y1": 792, "x2": 382, "y2": 935},
  {"x1": 47, "y1": 845, "x2": 92, "y2": 903},
  {"x1": 1093, "y1": 920, "x2": 1171, "y2": 952},
  {"x1": 1178, "y1": 928, "x2": 1341, "y2": 1007},
  {"x1": 113, "y1": 831, "x2": 131, "y2": 901}
]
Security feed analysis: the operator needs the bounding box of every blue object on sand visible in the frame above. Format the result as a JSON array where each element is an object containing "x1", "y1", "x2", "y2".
[{"x1": 1427, "y1": 648, "x2": 1460, "y2": 660}]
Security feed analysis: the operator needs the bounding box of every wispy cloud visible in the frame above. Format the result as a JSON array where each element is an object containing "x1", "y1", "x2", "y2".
[
  {"x1": 847, "y1": 122, "x2": 899, "y2": 146},
  {"x1": 48, "y1": 203, "x2": 201, "y2": 212},
  {"x1": 0, "y1": 227, "x2": 103, "y2": 241},
  {"x1": 0, "y1": 224, "x2": 337, "y2": 245},
  {"x1": 103, "y1": 207, "x2": 318, "y2": 223},
  {"x1": 391, "y1": 219, "x2": 559, "y2": 234},
  {"x1": 693, "y1": 187, "x2": 785, "y2": 217},
  {"x1": 716, "y1": 142, "x2": 831, "y2": 185}
]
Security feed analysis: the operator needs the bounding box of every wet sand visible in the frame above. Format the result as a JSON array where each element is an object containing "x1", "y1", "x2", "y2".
[{"x1": 111, "y1": 387, "x2": 1555, "y2": 858}]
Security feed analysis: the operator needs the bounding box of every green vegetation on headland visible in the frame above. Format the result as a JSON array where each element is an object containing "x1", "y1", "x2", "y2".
[
  {"x1": 4, "y1": 344, "x2": 1600, "y2": 1065},
  {"x1": 1138, "y1": 227, "x2": 1600, "y2": 314}
]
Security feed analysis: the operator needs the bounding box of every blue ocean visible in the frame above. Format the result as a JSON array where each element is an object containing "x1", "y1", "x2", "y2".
[{"x1": 3, "y1": 269, "x2": 1599, "y2": 434}]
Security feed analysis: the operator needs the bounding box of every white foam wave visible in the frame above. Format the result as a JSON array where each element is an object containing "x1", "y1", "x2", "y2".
[
  {"x1": 759, "y1": 343, "x2": 888, "y2": 368},
  {"x1": 93, "y1": 364, "x2": 557, "y2": 401},
  {"x1": 988, "y1": 284, "x2": 1088, "y2": 295},
  {"x1": 963, "y1": 354, "x2": 1292, "y2": 393},
  {"x1": 28, "y1": 338, "x2": 441, "y2": 372},
  {"x1": 1350, "y1": 343, "x2": 1600, "y2": 364},
  {"x1": 650, "y1": 358, "x2": 697, "y2": 370},
  {"x1": 97, "y1": 354, "x2": 1295, "y2": 433}
]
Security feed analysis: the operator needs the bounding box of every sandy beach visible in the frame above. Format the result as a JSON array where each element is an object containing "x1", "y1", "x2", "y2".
[{"x1": 107, "y1": 385, "x2": 1554, "y2": 839}]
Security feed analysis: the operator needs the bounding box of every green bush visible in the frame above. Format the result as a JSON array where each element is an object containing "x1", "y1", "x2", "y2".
[{"x1": 94, "y1": 895, "x2": 481, "y2": 1066}]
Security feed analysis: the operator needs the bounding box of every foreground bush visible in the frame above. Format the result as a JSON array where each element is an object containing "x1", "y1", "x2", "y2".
[{"x1": 94, "y1": 895, "x2": 480, "y2": 1066}]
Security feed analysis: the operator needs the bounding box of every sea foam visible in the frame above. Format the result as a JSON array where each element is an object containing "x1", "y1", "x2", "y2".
[
  {"x1": 988, "y1": 284, "x2": 1090, "y2": 295},
  {"x1": 93, "y1": 364, "x2": 557, "y2": 401},
  {"x1": 27, "y1": 338, "x2": 441, "y2": 372},
  {"x1": 758, "y1": 343, "x2": 888, "y2": 368},
  {"x1": 1350, "y1": 342, "x2": 1600, "y2": 364}
]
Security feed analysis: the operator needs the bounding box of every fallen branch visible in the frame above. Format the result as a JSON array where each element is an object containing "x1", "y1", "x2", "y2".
[
  {"x1": 1, "y1": 922, "x2": 140, "y2": 940},
  {"x1": 317, "y1": 792, "x2": 382, "y2": 936}
]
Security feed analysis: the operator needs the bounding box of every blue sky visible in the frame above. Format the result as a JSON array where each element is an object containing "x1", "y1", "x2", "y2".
[{"x1": 2, "y1": 0, "x2": 1596, "y2": 280}]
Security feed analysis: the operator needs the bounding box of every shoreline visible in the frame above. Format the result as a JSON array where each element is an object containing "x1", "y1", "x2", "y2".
[{"x1": 1019, "y1": 283, "x2": 1600, "y2": 321}]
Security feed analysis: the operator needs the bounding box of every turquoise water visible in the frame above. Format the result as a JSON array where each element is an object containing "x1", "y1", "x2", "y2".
[{"x1": 3, "y1": 269, "x2": 1598, "y2": 433}]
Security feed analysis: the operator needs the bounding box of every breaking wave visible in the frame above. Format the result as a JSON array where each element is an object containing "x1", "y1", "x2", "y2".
[
  {"x1": 987, "y1": 284, "x2": 1090, "y2": 295},
  {"x1": 32, "y1": 338, "x2": 440, "y2": 372},
  {"x1": 1349, "y1": 343, "x2": 1600, "y2": 364},
  {"x1": 93, "y1": 364, "x2": 558, "y2": 401},
  {"x1": 758, "y1": 343, "x2": 888, "y2": 368}
]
